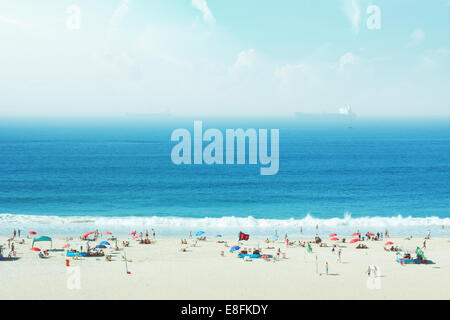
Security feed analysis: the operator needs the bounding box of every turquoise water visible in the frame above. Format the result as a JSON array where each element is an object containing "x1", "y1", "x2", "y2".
[{"x1": 1, "y1": 116, "x2": 449, "y2": 237}]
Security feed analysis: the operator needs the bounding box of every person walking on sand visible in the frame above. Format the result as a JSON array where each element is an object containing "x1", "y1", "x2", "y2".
[
  {"x1": 367, "y1": 265, "x2": 372, "y2": 277},
  {"x1": 422, "y1": 239, "x2": 426, "y2": 249},
  {"x1": 337, "y1": 249, "x2": 342, "y2": 263}
]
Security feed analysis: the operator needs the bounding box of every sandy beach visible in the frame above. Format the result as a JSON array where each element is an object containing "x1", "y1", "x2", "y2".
[{"x1": 1, "y1": 234, "x2": 449, "y2": 300}]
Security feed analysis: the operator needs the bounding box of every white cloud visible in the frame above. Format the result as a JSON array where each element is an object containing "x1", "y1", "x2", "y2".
[
  {"x1": 0, "y1": 14, "x2": 35, "y2": 30},
  {"x1": 407, "y1": 29, "x2": 425, "y2": 47},
  {"x1": 339, "y1": 52, "x2": 358, "y2": 71},
  {"x1": 341, "y1": 0, "x2": 361, "y2": 33},
  {"x1": 192, "y1": 0, "x2": 215, "y2": 24},
  {"x1": 235, "y1": 49, "x2": 256, "y2": 68}
]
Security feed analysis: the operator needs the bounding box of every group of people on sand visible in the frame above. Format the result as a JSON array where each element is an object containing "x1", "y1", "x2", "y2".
[{"x1": 38, "y1": 249, "x2": 50, "y2": 258}]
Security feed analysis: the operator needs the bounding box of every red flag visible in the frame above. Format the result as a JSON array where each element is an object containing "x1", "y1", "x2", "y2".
[{"x1": 239, "y1": 232, "x2": 249, "y2": 241}]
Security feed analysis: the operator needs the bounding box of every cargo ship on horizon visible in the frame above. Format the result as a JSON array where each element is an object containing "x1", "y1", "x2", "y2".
[{"x1": 294, "y1": 106, "x2": 356, "y2": 122}]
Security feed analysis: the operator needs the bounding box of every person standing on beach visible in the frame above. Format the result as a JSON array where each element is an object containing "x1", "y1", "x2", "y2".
[
  {"x1": 18, "y1": 230, "x2": 20, "y2": 238},
  {"x1": 189, "y1": 231, "x2": 192, "y2": 238},
  {"x1": 422, "y1": 240, "x2": 427, "y2": 249},
  {"x1": 152, "y1": 229, "x2": 156, "y2": 239},
  {"x1": 325, "y1": 262, "x2": 328, "y2": 275},
  {"x1": 300, "y1": 227, "x2": 302, "y2": 234},
  {"x1": 13, "y1": 229, "x2": 16, "y2": 238},
  {"x1": 337, "y1": 249, "x2": 342, "y2": 263}
]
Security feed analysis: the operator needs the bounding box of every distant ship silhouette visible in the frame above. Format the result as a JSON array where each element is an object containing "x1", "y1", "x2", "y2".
[{"x1": 295, "y1": 106, "x2": 356, "y2": 121}]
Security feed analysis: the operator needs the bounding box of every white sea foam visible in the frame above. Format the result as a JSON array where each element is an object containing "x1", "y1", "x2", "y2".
[{"x1": 1, "y1": 213, "x2": 449, "y2": 238}]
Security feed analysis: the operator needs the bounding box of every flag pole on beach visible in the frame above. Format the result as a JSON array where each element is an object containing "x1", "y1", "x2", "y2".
[
  {"x1": 124, "y1": 250, "x2": 131, "y2": 274},
  {"x1": 315, "y1": 254, "x2": 318, "y2": 274}
]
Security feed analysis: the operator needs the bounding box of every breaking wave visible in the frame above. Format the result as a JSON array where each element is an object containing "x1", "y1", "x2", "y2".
[{"x1": 1, "y1": 213, "x2": 449, "y2": 237}]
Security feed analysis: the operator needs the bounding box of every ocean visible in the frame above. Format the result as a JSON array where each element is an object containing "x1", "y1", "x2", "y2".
[{"x1": 1, "y1": 116, "x2": 449, "y2": 237}]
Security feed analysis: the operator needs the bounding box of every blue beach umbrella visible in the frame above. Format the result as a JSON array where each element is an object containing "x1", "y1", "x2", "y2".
[
  {"x1": 195, "y1": 231, "x2": 205, "y2": 237},
  {"x1": 216, "y1": 234, "x2": 222, "y2": 238},
  {"x1": 96, "y1": 244, "x2": 106, "y2": 249},
  {"x1": 229, "y1": 246, "x2": 240, "y2": 253},
  {"x1": 271, "y1": 234, "x2": 279, "y2": 239},
  {"x1": 100, "y1": 241, "x2": 110, "y2": 246}
]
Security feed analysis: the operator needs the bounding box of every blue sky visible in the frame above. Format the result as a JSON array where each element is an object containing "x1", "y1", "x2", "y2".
[{"x1": 0, "y1": 0, "x2": 449, "y2": 116}]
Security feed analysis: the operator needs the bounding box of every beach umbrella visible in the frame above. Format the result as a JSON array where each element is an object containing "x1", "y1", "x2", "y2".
[
  {"x1": 330, "y1": 237, "x2": 339, "y2": 241},
  {"x1": 352, "y1": 233, "x2": 360, "y2": 237},
  {"x1": 129, "y1": 231, "x2": 136, "y2": 236},
  {"x1": 62, "y1": 244, "x2": 70, "y2": 249},
  {"x1": 100, "y1": 241, "x2": 110, "y2": 246},
  {"x1": 271, "y1": 234, "x2": 279, "y2": 239},
  {"x1": 349, "y1": 238, "x2": 360, "y2": 244},
  {"x1": 133, "y1": 235, "x2": 142, "y2": 240},
  {"x1": 195, "y1": 231, "x2": 205, "y2": 237},
  {"x1": 96, "y1": 245, "x2": 106, "y2": 249},
  {"x1": 216, "y1": 234, "x2": 222, "y2": 238},
  {"x1": 104, "y1": 232, "x2": 112, "y2": 235},
  {"x1": 30, "y1": 247, "x2": 41, "y2": 252},
  {"x1": 385, "y1": 241, "x2": 394, "y2": 246},
  {"x1": 329, "y1": 233, "x2": 337, "y2": 237},
  {"x1": 367, "y1": 233, "x2": 375, "y2": 236},
  {"x1": 83, "y1": 231, "x2": 94, "y2": 239},
  {"x1": 229, "y1": 246, "x2": 240, "y2": 253},
  {"x1": 28, "y1": 231, "x2": 37, "y2": 235}
]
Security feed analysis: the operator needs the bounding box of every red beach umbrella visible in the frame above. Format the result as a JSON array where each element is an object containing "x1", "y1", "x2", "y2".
[
  {"x1": 384, "y1": 241, "x2": 394, "y2": 246},
  {"x1": 352, "y1": 233, "x2": 360, "y2": 237},
  {"x1": 129, "y1": 231, "x2": 136, "y2": 236},
  {"x1": 28, "y1": 231, "x2": 37, "y2": 235},
  {"x1": 350, "y1": 238, "x2": 360, "y2": 244},
  {"x1": 104, "y1": 232, "x2": 112, "y2": 235},
  {"x1": 83, "y1": 231, "x2": 94, "y2": 239},
  {"x1": 330, "y1": 237, "x2": 339, "y2": 241},
  {"x1": 133, "y1": 234, "x2": 142, "y2": 239},
  {"x1": 329, "y1": 233, "x2": 337, "y2": 237},
  {"x1": 62, "y1": 244, "x2": 70, "y2": 249},
  {"x1": 367, "y1": 233, "x2": 375, "y2": 236},
  {"x1": 30, "y1": 247, "x2": 41, "y2": 251}
]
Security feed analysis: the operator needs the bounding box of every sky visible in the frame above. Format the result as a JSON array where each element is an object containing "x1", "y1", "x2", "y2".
[{"x1": 0, "y1": 0, "x2": 449, "y2": 117}]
